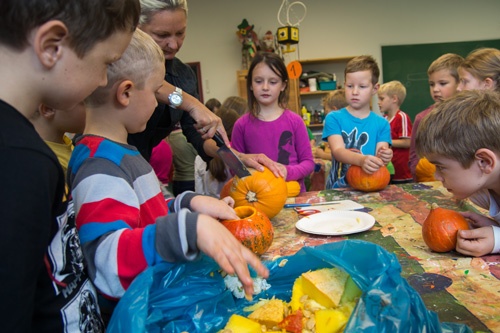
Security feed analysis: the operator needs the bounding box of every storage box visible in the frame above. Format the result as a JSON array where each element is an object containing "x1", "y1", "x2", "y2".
[{"x1": 319, "y1": 81, "x2": 337, "y2": 91}]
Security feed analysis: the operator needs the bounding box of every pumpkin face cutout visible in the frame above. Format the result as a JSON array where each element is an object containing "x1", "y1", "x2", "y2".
[
  {"x1": 226, "y1": 167, "x2": 287, "y2": 219},
  {"x1": 345, "y1": 165, "x2": 390, "y2": 192},
  {"x1": 221, "y1": 206, "x2": 274, "y2": 255},
  {"x1": 422, "y1": 203, "x2": 470, "y2": 252}
]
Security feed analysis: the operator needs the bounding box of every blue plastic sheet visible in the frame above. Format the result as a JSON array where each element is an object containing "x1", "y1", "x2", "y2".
[{"x1": 107, "y1": 240, "x2": 472, "y2": 333}]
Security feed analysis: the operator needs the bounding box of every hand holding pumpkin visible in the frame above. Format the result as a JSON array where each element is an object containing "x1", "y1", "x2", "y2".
[
  {"x1": 196, "y1": 214, "x2": 269, "y2": 297},
  {"x1": 360, "y1": 155, "x2": 385, "y2": 174},
  {"x1": 238, "y1": 152, "x2": 285, "y2": 178},
  {"x1": 456, "y1": 227, "x2": 496, "y2": 257},
  {"x1": 376, "y1": 146, "x2": 393, "y2": 165},
  {"x1": 460, "y1": 211, "x2": 498, "y2": 228}
]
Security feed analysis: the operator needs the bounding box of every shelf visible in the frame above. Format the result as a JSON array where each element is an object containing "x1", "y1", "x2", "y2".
[
  {"x1": 309, "y1": 123, "x2": 324, "y2": 128},
  {"x1": 300, "y1": 90, "x2": 335, "y2": 96},
  {"x1": 299, "y1": 57, "x2": 355, "y2": 65}
]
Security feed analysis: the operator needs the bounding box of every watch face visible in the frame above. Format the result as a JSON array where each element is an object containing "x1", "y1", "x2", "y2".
[{"x1": 171, "y1": 94, "x2": 182, "y2": 105}]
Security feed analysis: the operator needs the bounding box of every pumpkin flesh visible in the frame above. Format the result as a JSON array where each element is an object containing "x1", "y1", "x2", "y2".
[{"x1": 221, "y1": 206, "x2": 274, "y2": 255}]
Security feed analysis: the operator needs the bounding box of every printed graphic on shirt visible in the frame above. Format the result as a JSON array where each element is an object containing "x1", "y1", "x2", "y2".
[
  {"x1": 46, "y1": 200, "x2": 104, "y2": 332},
  {"x1": 278, "y1": 130, "x2": 293, "y2": 165},
  {"x1": 327, "y1": 128, "x2": 368, "y2": 188}
]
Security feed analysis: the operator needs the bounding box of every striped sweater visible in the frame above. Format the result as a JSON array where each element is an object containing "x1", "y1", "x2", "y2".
[{"x1": 68, "y1": 135, "x2": 200, "y2": 299}]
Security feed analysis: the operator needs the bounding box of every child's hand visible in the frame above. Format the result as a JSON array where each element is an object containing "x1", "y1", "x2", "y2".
[
  {"x1": 190, "y1": 195, "x2": 238, "y2": 220},
  {"x1": 220, "y1": 196, "x2": 235, "y2": 208},
  {"x1": 460, "y1": 211, "x2": 499, "y2": 228},
  {"x1": 196, "y1": 215, "x2": 270, "y2": 296},
  {"x1": 361, "y1": 155, "x2": 384, "y2": 174},
  {"x1": 456, "y1": 227, "x2": 495, "y2": 257},
  {"x1": 377, "y1": 147, "x2": 393, "y2": 165}
]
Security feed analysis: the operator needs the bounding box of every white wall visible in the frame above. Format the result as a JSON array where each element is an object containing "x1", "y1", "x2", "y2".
[{"x1": 178, "y1": 0, "x2": 500, "y2": 103}]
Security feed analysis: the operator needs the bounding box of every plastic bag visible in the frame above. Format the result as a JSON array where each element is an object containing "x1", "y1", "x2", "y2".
[{"x1": 107, "y1": 240, "x2": 472, "y2": 333}]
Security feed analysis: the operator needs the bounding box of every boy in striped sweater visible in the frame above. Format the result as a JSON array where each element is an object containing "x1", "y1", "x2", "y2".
[{"x1": 68, "y1": 29, "x2": 268, "y2": 306}]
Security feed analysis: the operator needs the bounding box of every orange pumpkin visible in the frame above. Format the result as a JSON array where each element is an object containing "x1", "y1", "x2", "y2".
[
  {"x1": 345, "y1": 165, "x2": 390, "y2": 192},
  {"x1": 416, "y1": 158, "x2": 436, "y2": 182},
  {"x1": 221, "y1": 206, "x2": 274, "y2": 255},
  {"x1": 422, "y1": 203, "x2": 470, "y2": 252},
  {"x1": 227, "y1": 167, "x2": 287, "y2": 219},
  {"x1": 219, "y1": 177, "x2": 234, "y2": 199}
]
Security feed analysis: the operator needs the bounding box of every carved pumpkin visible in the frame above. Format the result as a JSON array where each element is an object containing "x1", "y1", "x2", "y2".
[
  {"x1": 345, "y1": 165, "x2": 390, "y2": 192},
  {"x1": 221, "y1": 206, "x2": 274, "y2": 255},
  {"x1": 227, "y1": 167, "x2": 287, "y2": 219},
  {"x1": 416, "y1": 158, "x2": 436, "y2": 182},
  {"x1": 422, "y1": 203, "x2": 470, "y2": 252},
  {"x1": 286, "y1": 181, "x2": 301, "y2": 197}
]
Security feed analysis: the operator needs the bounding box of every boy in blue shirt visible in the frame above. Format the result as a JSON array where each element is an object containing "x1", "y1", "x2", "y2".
[{"x1": 323, "y1": 55, "x2": 393, "y2": 189}]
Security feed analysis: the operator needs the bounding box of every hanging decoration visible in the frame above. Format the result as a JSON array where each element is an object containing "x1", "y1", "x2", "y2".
[{"x1": 276, "y1": 0, "x2": 307, "y2": 55}]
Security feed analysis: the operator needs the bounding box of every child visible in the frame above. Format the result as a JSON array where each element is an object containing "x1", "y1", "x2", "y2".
[
  {"x1": 222, "y1": 95, "x2": 248, "y2": 116},
  {"x1": 322, "y1": 88, "x2": 348, "y2": 114},
  {"x1": 30, "y1": 102, "x2": 86, "y2": 179},
  {"x1": 323, "y1": 55, "x2": 393, "y2": 189},
  {"x1": 0, "y1": 0, "x2": 140, "y2": 331},
  {"x1": 314, "y1": 89, "x2": 348, "y2": 160},
  {"x1": 195, "y1": 107, "x2": 241, "y2": 197},
  {"x1": 378, "y1": 81, "x2": 413, "y2": 184},
  {"x1": 409, "y1": 53, "x2": 464, "y2": 182},
  {"x1": 458, "y1": 47, "x2": 500, "y2": 93},
  {"x1": 205, "y1": 97, "x2": 222, "y2": 112},
  {"x1": 68, "y1": 29, "x2": 268, "y2": 306},
  {"x1": 231, "y1": 52, "x2": 315, "y2": 192},
  {"x1": 415, "y1": 90, "x2": 500, "y2": 257}
]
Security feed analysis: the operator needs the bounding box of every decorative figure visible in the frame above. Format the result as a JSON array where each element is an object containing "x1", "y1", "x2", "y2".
[
  {"x1": 236, "y1": 19, "x2": 260, "y2": 69},
  {"x1": 261, "y1": 30, "x2": 276, "y2": 53},
  {"x1": 277, "y1": 25, "x2": 299, "y2": 54}
]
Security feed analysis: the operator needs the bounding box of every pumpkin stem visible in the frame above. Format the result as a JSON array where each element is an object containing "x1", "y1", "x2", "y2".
[
  {"x1": 430, "y1": 202, "x2": 439, "y2": 210},
  {"x1": 245, "y1": 190, "x2": 258, "y2": 203}
]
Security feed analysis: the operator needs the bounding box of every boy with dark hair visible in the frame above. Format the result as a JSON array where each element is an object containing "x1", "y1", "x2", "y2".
[
  {"x1": 323, "y1": 55, "x2": 393, "y2": 189},
  {"x1": 0, "y1": 0, "x2": 140, "y2": 331},
  {"x1": 415, "y1": 90, "x2": 500, "y2": 257}
]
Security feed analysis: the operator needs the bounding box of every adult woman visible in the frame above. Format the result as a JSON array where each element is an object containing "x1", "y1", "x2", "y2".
[{"x1": 130, "y1": 0, "x2": 280, "y2": 176}]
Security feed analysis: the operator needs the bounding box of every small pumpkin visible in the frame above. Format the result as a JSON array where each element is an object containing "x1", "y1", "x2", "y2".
[
  {"x1": 422, "y1": 203, "x2": 470, "y2": 252},
  {"x1": 221, "y1": 206, "x2": 274, "y2": 255},
  {"x1": 416, "y1": 157, "x2": 436, "y2": 182},
  {"x1": 227, "y1": 167, "x2": 287, "y2": 219},
  {"x1": 286, "y1": 181, "x2": 301, "y2": 197},
  {"x1": 345, "y1": 165, "x2": 390, "y2": 192}
]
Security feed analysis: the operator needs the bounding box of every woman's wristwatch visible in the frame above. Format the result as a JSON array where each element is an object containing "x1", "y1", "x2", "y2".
[{"x1": 168, "y1": 87, "x2": 183, "y2": 108}]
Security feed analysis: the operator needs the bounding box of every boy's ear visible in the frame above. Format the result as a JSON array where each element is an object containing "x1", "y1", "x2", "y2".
[
  {"x1": 484, "y1": 77, "x2": 496, "y2": 91},
  {"x1": 475, "y1": 148, "x2": 497, "y2": 174},
  {"x1": 372, "y1": 83, "x2": 380, "y2": 94},
  {"x1": 116, "y1": 80, "x2": 134, "y2": 107},
  {"x1": 38, "y1": 104, "x2": 56, "y2": 119},
  {"x1": 33, "y1": 20, "x2": 69, "y2": 69}
]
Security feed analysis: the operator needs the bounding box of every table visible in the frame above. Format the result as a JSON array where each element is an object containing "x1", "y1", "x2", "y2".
[{"x1": 264, "y1": 181, "x2": 500, "y2": 333}]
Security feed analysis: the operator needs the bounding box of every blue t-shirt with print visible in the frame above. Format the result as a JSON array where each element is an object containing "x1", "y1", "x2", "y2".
[{"x1": 322, "y1": 108, "x2": 392, "y2": 189}]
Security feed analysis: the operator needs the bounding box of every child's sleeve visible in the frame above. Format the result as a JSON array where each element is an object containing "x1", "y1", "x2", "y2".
[
  {"x1": 284, "y1": 118, "x2": 315, "y2": 188},
  {"x1": 230, "y1": 117, "x2": 246, "y2": 153}
]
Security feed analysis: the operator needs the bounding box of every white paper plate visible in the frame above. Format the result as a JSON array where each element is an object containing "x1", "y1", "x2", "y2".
[{"x1": 295, "y1": 210, "x2": 375, "y2": 236}]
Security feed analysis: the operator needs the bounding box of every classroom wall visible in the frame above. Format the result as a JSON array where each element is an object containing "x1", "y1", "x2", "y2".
[{"x1": 178, "y1": 0, "x2": 500, "y2": 105}]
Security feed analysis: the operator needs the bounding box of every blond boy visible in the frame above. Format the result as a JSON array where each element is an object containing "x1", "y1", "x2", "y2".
[
  {"x1": 322, "y1": 55, "x2": 393, "y2": 189},
  {"x1": 68, "y1": 29, "x2": 268, "y2": 306},
  {"x1": 378, "y1": 81, "x2": 413, "y2": 183},
  {"x1": 409, "y1": 53, "x2": 464, "y2": 181},
  {"x1": 415, "y1": 90, "x2": 500, "y2": 257}
]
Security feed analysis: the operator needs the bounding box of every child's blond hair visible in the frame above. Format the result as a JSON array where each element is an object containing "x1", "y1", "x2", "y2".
[
  {"x1": 322, "y1": 89, "x2": 347, "y2": 112},
  {"x1": 378, "y1": 81, "x2": 407, "y2": 106},
  {"x1": 86, "y1": 28, "x2": 164, "y2": 107},
  {"x1": 460, "y1": 47, "x2": 500, "y2": 92},
  {"x1": 416, "y1": 90, "x2": 500, "y2": 168},
  {"x1": 345, "y1": 55, "x2": 380, "y2": 85},
  {"x1": 427, "y1": 53, "x2": 464, "y2": 83}
]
